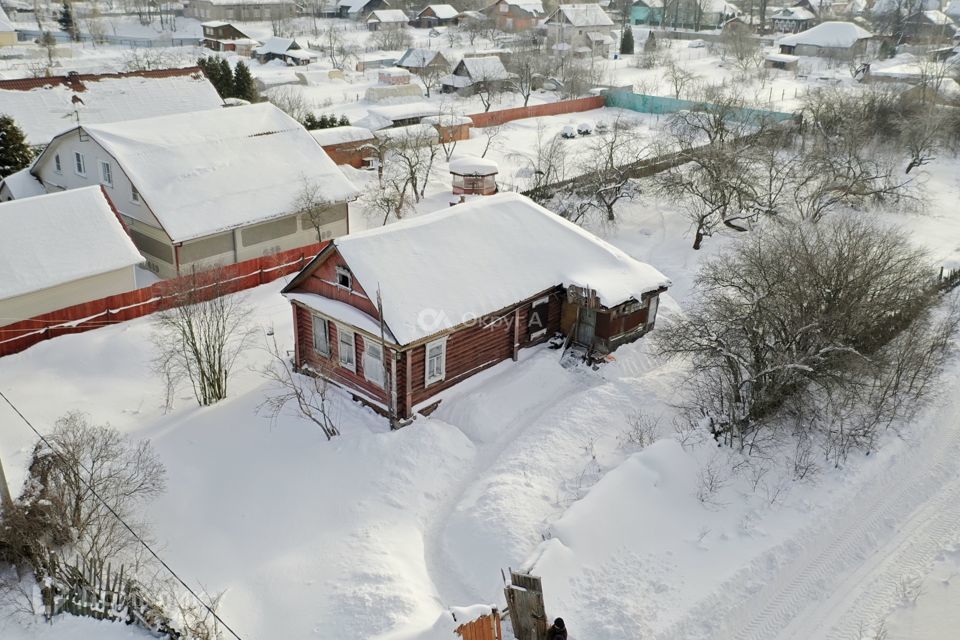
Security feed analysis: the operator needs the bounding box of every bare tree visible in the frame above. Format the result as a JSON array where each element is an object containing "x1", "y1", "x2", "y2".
[
  {"x1": 479, "y1": 121, "x2": 505, "y2": 158},
  {"x1": 371, "y1": 26, "x2": 412, "y2": 51},
  {"x1": 258, "y1": 334, "x2": 340, "y2": 440},
  {"x1": 293, "y1": 176, "x2": 340, "y2": 242},
  {"x1": 657, "y1": 218, "x2": 957, "y2": 456},
  {"x1": 152, "y1": 270, "x2": 255, "y2": 408},
  {"x1": 361, "y1": 161, "x2": 415, "y2": 225},
  {"x1": 268, "y1": 86, "x2": 315, "y2": 126},
  {"x1": 1, "y1": 413, "x2": 165, "y2": 568},
  {"x1": 719, "y1": 25, "x2": 764, "y2": 74},
  {"x1": 664, "y1": 60, "x2": 700, "y2": 100},
  {"x1": 564, "y1": 120, "x2": 646, "y2": 222},
  {"x1": 506, "y1": 55, "x2": 538, "y2": 107},
  {"x1": 512, "y1": 123, "x2": 569, "y2": 201}
]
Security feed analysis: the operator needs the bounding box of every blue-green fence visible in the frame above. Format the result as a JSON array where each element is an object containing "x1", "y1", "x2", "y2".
[{"x1": 604, "y1": 90, "x2": 797, "y2": 123}]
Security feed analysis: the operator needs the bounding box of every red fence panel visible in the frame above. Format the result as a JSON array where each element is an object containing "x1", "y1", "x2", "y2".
[
  {"x1": 468, "y1": 96, "x2": 606, "y2": 128},
  {"x1": 0, "y1": 242, "x2": 326, "y2": 358}
]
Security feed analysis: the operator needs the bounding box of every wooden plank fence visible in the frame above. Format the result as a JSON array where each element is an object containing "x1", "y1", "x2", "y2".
[
  {"x1": 456, "y1": 609, "x2": 503, "y2": 640},
  {"x1": 0, "y1": 242, "x2": 327, "y2": 358},
  {"x1": 468, "y1": 96, "x2": 606, "y2": 128}
]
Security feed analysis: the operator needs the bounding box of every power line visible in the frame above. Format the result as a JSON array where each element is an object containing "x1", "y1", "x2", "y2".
[{"x1": 0, "y1": 390, "x2": 246, "y2": 640}]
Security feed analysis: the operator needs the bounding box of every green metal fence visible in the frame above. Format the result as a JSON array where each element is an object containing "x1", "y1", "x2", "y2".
[{"x1": 605, "y1": 91, "x2": 797, "y2": 123}]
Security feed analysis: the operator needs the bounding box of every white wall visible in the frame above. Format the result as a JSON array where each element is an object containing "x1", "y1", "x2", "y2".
[{"x1": 0, "y1": 268, "x2": 138, "y2": 327}]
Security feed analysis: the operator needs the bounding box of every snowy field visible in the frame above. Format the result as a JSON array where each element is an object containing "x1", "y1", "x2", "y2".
[{"x1": 3, "y1": 9, "x2": 960, "y2": 640}]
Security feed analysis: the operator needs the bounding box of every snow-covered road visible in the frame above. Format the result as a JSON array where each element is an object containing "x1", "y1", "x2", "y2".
[{"x1": 662, "y1": 362, "x2": 960, "y2": 640}]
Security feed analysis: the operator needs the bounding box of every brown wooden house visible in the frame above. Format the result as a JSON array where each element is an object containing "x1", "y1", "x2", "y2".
[
  {"x1": 282, "y1": 193, "x2": 669, "y2": 421},
  {"x1": 200, "y1": 21, "x2": 258, "y2": 52},
  {"x1": 484, "y1": 0, "x2": 545, "y2": 32}
]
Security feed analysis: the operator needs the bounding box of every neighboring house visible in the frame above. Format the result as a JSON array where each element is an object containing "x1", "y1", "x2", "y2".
[
  {"x1": 367, "y1": 9, "x2": 409, "y2": 30},
  {"x1": 355, "y1": 101, "x2": 440, "y2": 128},
  {"x1": 396, "y1": 48, "x2": 450, "y2": 75},
  {"x1": 310, "y1": 126, "x2": 377, "y2": 168},
  {"x1": 0, "y1": 187, "x2": 143, "y2": 327},
  {"x1": 947, "y1": 0, "x2": 960, "y2": 21},
  {"x1": 770, "y1": 6, "x2": 817, "y2": 32},
  {"x1": 337, "y1": 0, "x2": 390, "y2": 18},
  {"x1": 441, "y1": 55, "x2": 514, "y2": 93},
  {"x1": 200, "y1": 21, "x2": 260, "y2": 54},
  {"x1": 414, "y1": 4, "x2": 459, "y2": 27},
  {"x1": 544, "y1": 3, "x2": 616, "y2": 57},
  {"x1": 777, "y1": 21, "x2": 873, "y2": 57},
  {"x1": 630, "y1": 0, "x2": 664, "y2": 26},
  {"x1": 281, "y1": 193, "x2": 670, "y2": 421},
  {"x1": 254, "y1": 37, "x2": 317, "y2": 65},
  {"x1": 0, "y1": 5, "x2": 16, "y2": 47},
  {"x1": 0, "y1": 167, "x2": 45, "y2": 202},
  {"x1": 0, "y1": 68, "x2": 224, "y2": 147},
  {"x1": 29, "y1": 103, "x2": 358, "y2": 279},
  {"x1": 660, "y1": 0, "x2": 739, "y2": 30},
  {"x1": 484, "y1": 0, "x2": 546, "y2": 32},
  {"x1": 902, "y1": 11, "x2": 958, "y2": 44},
  {"x1": 186, "y1": 0, "x2": 296, "y2": 21}
]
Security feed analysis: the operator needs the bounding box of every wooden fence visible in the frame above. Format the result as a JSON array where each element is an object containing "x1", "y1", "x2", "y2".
[
  {"x1": 456, "y1": 609, "x2": 503, "y2": 640},
  {"x1": 467, "y1": 96, "x2": 606, "y2": 128},
  {"x1": 0, "y1": 243, "x2": 326, "y2": 358}
]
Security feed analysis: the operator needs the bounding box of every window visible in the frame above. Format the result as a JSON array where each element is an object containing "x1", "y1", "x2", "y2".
[
  {"x1": 337, "y1": 325, "x2": 356, "y2": 372},
  {"x1": 131, "y1": 185, "x2": 141, "y2": 203},
  {"x1": 313, "y1": 316, "x2": 330, "y2": 356},
  {"x1": 74, "y1": 152, "x2": 86, "y2": 176},
  {"x1": 99, "y1": 161, "x2": 113, "y2": 187},
  {"x1": 363, "y1": 337, "x2": 385, "y2": 387},
  {"x1": 336, "y1": 266, "x2": 352, "y2": 289},
  {"x1": 54, "y1": 154, "x2": 62, "y2": 173},
  {"x1": 425, "y1": 338, "x2": 446, "y2": 386}
]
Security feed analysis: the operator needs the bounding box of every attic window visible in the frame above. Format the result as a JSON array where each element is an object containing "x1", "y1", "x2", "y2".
[
  {"x1": 336, "y1": 266, "x2": 352, "y2": 290},
  {"x1": 74, "y1": 152, "x2": 86, "y2": 176},
  {"x1": 54, "y1": 154, "x2": 62, "y2": 173}
]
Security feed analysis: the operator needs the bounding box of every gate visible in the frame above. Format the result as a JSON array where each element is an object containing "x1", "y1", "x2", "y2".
[{"x1": 504, "y1": 571, "x2": 547, "y2": 640}]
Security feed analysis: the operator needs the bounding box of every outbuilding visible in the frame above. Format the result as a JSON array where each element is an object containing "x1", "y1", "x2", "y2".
[
  {"x1": 0, "y1": 187, "x2": 143, "y2": 327},
  {"x1": 449, "y1": 156, "x2": 498, "y2": 195},
  {"x1": 281, "y1": 193, "x2": 670, "y2": 421},
  {"x1": 777, "y1": 21, "x2": 873, "y2": 58}
]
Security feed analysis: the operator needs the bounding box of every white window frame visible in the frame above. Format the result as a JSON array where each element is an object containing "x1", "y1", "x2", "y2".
[
  {"x1": 312, "y1": 315, "x2": 330, "y2": 356},
  {"x1": 74, "y1": 151, "x2": 86, "y2": 176},
  {"x1": 337, "y1": 324, "x2": 356, "y2": 372},
  {"x1": 131, "y1": 185, "x2": 141, "y2": 204},
  {"x1": 54, "y1": 153, "x2": 62, "y2": 173},
  {"x1": 362, "y1": 336, "x2": 385, "y2": 387},
  {"x1": 425, "y1": 337, "x2": 447, "y2": 386},
  {"x1": 336, "y1": 266, "x2": 352, "y2": 290},
  {"x1": 99, "y1": 160, "x2": 113, "y2": 187}
]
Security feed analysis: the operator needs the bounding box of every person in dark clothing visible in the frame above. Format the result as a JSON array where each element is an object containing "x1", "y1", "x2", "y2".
[{"x1": 546, "y1": 617, "x2": 567, "y2": 640}]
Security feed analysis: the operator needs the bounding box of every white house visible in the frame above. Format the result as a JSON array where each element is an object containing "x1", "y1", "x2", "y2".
[
  {"x1": 367, "y1": 9, "x2": 409, "y2": 29},
  {"x1": 29, "y1": 103, "x2": 359, "y2": 279},
  {"x1": 544, "y1": 4, "x2": 616, "y2": 56},
  {"x1": 0, "y1": 187, "x2": 143, "y2": 326},
  {"x1": 441, "y1": 56, "x2": 514, "y2": 93},
  {"x1": 0, "y1": 68, "x2": 225, "y2": 147}
]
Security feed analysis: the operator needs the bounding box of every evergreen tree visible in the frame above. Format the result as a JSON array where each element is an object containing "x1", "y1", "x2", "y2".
[
  {"x1": 620, "y1": 26, "x2": 635, "y2": 55},
  {"x1": 338, "y1": 115, "x2": 350, "y2": 126},
  {"x1": 0, "y1": 115, "x2": 34, "y2": 180},
  {"x1": 302, "y1": 113, "x2": 322, "y2": 129},
  {"x1": 58, "y1": 2, "x2": 78, "y2": 41},
  {"x1": 218, "y1": 59, "x2": 234, "y2": 97},
  {"x1": 232, "y1": 61, "x2": 259, "y2": 103}
]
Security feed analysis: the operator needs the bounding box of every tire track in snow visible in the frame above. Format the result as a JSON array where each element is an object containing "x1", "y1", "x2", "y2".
[{"x1": 659, "y1": 370, "x2": 960, "y2": 640}]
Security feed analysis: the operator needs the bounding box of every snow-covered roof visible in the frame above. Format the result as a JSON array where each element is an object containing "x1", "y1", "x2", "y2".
[
  {"x1": 0, "y1": 167, "x2": 46, "y2": 199},
  {"x1": 587, "y1": 32, "x2": 615, "y2": 44},
  {"x1": 373, "y1": 123, "x2": 439, "y2": 143},
  {"x1": 918, "y1": 10, "x2": 955, "y2": 25},
  {"x1": 368, "y1": 9, "x2": 409, "y2": 22},
  {"x1": 499, "y1": 0, "x2": 545, "y2": 16},
  {"x1": 549, "y1": 3, "x2": 614, "y2": 27},
  {"x1": 0, "y1": 69, "x2": 224, "y2": 146},
  {"x1": 0, "y1": 187, "x2": 143, "y2": 301},
  {"x1": 777, "y1": 21, "x2": 873, "y2": 48},
  {"x1": 256, "y1": 36, "x2": 298, "y2": 55},
  {"x1": 441, "y1": 73, "x2": 473, "y2": 88},
  {"x1": 448, "y1": 155, "x2": 498, "y2": 175},
  {"x1": 48, "y1": 103, "x2": 358, "y2": 243},
  {"x1": 766, "y1": 52, "x2": 800, "y2": 62},
  {"x1": 397, "y1": 48, "x2": 443, "y2": 68},
  {"x1": 285, "y1": 292, "x2": 397, "y2": 341},
  {"x1": 421, "y1": 114, "x2": 472, "y2": 126},
  {"x1": 310, "y1": 125, "x2": 374, "y2": 146},
  {"x1": 771, "y1": 6, "x2": 815, "y2": 20},
  {"x1": 419, "y1": 4, "x2": 458, "y2": 19},
  {"x1": 292, "y1": 193, "x2": 670, "y2": 345},
  {"x1": 0, "y1": 5, "x2": 14, "y2": 32},
  {"x1": 460, "y1": 56, "x2": 512, "y2": 81},
  {"x1": 634, "y1": 0, "x2": 664, "y2": 9},
  {"x1": 338, "y1": 0, "x2": 377, "y2": 13},
  {"x1": 201, "y1": 20, "x2": 230, "y2": 27},
  {"x1": 367, "y1": 101, "x2": 438, "y2": 122}
]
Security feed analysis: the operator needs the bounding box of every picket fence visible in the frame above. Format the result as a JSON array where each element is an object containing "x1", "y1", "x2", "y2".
[{"x1": 0, "y1": 242, "x2": 326, "y2": 358}]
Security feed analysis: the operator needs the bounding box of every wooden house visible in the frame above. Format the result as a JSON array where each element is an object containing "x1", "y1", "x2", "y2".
[
  {"x1": 186, "y1": 0, "x2": 295, "y2": 22},
  {"x1": 902, "y1": 10, "x2": 958, "y2": 44},
  {"x1": 337, "y1": 0, "x2": 389, "y2": 18},
  {"x1": 544, "y1": 4, "x2": 616, "y2": 57},
  {"x1": 414, "y1": 4, "x2": 459, "y2": 27},
  {"x1": 367, "y1": 9, "x2": 410, "y2": 30},
  {"x1": 441, "y1": 56, "x2": 514, "y2": 94},
  {"x1": 630, "y1": 0, "x2": 663, "y2": 25},
  {"x1": 281, "y1": 193, "x2": 670, "y2": 420},
  {"x1": 777, "y1": 21, "x2": 872, "y2": 58},
  {"x1": 254, "y1": 37, "x2": 317, "y2": 65},
  {"x1": 484, "y1": 0, "x2": 546, "y2": 32},
  {"x1": 396, "y1": 48, "x2": 450, "y2": 75},
  {"x1": 29, "y1": 103, "x2": 358, "y2": 279},
  {"x1": 769, "y1": 6, "x2": 817, "y2": 33},
  {"x1": 201, "y1": 21, "x2": 260, "y2": 53}
]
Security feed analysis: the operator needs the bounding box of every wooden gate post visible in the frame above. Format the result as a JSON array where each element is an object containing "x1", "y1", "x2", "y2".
[{"x1": 504, "y1": 571, "x2": 547, "y2": 640}]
